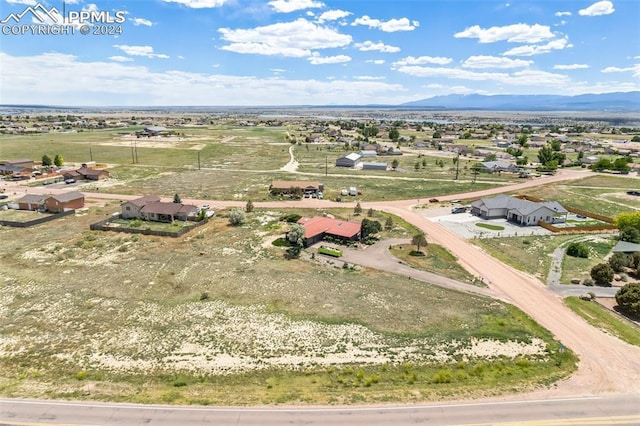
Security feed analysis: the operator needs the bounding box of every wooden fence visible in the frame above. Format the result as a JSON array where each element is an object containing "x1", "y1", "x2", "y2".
[
  {"x1": 0, "y1": 209, "x2": 75, "y2": 228},
  {"x1": 90, "y1": 216, "x2": 208, "y2": 237}
]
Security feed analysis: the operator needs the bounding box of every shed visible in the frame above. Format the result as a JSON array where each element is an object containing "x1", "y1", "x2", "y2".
[
  {"x1": 335, "y1": 153, "x2": 362, "y2": 168},
  {"x1": 45, "y1": 191, "x2": 85, "y2": 213},
  {"x1": 362, "y1": 162, "x2": 388, "y2": 171}
]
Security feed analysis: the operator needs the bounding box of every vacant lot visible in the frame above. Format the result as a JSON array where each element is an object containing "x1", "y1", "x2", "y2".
[{"x1": 0, "y1": 203, "x2": 575, "y2": 404}]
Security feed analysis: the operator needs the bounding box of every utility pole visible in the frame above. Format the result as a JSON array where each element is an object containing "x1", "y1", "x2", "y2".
[
  {"x1": 89, "y1": 147, "x2": 93, "y2": 162},
  {"x1": 454, "y1": 150, "x2": 460, "y2": 180},
  {"x1": 325, "y1": 155, "x2": 328, "y2": 177},
  {"x1": 197, "y1": 151, "x2": 201, "y2": 170},
  {"x1": 131, "y1": 141, "x2": 135, "y2": 164}
]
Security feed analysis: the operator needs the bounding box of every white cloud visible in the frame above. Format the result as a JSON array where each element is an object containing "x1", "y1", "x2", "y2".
[
  {"x1": 352, "y1": 15, "x2": 419, "y2": 32},
  {"x1": 268, "y1": 0, "x2": 324, "y2": 13},
  {"x1": 502, "y1": 37, "x2": 572, "y2": 56},
  {"x1": 454, "y1": 23, "x2": 554, "y2": 43},
  {"x1": 108, "y1": 56, "x2": 134, "y2": 62},
  {"x1": 396, "y1": 66, "x2": 573, "y2": 89},
  {"x1": 6, "y1": 0, "x2": 37, "y2": 4},
  {"x1": 366, "y1": 59, "x2": 385, "y2": 65},
  {"x1": 307, "y1": 53, "x2": 351, "y2": 64},
  {"x1": 461, "y1": 55, "x2": 532, "y2": 69},
  {"x1": 0, "y1": 52, "x2": 411, "y2": 106},
  {"x1": 555, "y1": 11, "x2": 572, "y2": 17},
  {"x1": 354, "y1": 41, "x2": 400, "y2": 53},
  {"x1": 553, "y1": 64, "x2": 589, "y2": 70},
  {"x1": 579, "y1": 1, "x2": 615, "y2": 16},
  {"x1": 355, "y1": 76, "x2": 385, "y2": 81},
  {"x1": 317, "y1": 9, "x2": 351, "y2": 23},
  {"x1": 113, "y1": 45, "x2": 170, "y2": 59},
  {"x1": 162, "y1": 0, "x2": 226, "y2": 8},
  {"x1": 131, "y1": 18, "x2": 153, "y2": 27},
  {"x1": 602, "y1": 64, "x2": 640, "y2": 77},
  {"x1": 393, "y1": 56, "x2": 453, "y2": 66},
  {"x1": 218, "y1": 18, "x2": 352, "y2": 58}
]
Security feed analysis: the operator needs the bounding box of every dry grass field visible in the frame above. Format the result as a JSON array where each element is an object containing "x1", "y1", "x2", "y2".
[{"x1": 0, "y1": 202, "x2": 575, "y2": 404}]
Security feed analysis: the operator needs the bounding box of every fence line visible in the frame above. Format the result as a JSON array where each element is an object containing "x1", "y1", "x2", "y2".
[{"x1": 90, "y1": 215, "x2": 208, "y2": 237}]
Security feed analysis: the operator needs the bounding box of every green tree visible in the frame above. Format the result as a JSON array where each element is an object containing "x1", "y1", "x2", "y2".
[
  {"x1": 432, "y1": 131, "x2": 441, "y2": 139},
  {"x1": 384, "y1": 216, "x2": 393, "y2": 230},
  {"x1": 245, "y1": 200, "x2": 254, "y2": 213},
  {"x1": 228, "y1": 209, "x2": 246, "y2": 226},
  {"x1": 388, "y1": 128, "x2": 400, "y2": 141},
  {"x1": 42, "y1": 154, "x2": 52, "y2": 167},
  {"x1": 615, "y1": 212, "x2": 640, "y2": 233},
  {"x1": 53, "y1": 154, "x2": 64, "y2": 167},
  {"x1": 566, "y1": 242, "x2": 589, "y2": 258},
  {"x1": 620, "y1": 226, "x2": 640, "y2": 243},
  {"x1": 550, "y1": 139, "x2": 562, "y2": 151},
  {"x1": 367, "y1": 208, "x2": 375, "y2": 217},
  {"x1": 391, "y1": 159, "x2": 399, "y2": 170},
  {"x1": 537, "y1": 144, "x2": 555, "y2": 165},
  {"x1": 411, "y1": 233, "x2": 428, "y2": 253},
  {"x1": 631, "y1": 136, "x2": 640, "y2": 142},
  {"x1": 285, "y1": 223, "x2": 305, "y2": 258},
  {"x1": 609, "y1": 253, "x2": 631, "y2": 273},
  {"x1": 354, "y1": 202, "x2": 363, "y2": 215},
  {"x1": 590, "y1": 263, "x2": 614, "y2": 286},
  {"x1": 615, "y1": 283, "x2": 640, "y2": 316},
  {"x1": 414, "y1": 162, "x2": 420, "y2": 171},
  {"x1": 361, "y1": 218, "x2": 382, "y2": 239},
  {"x1": 173, "y1": 193, "x2": 181, "y2": 203}
]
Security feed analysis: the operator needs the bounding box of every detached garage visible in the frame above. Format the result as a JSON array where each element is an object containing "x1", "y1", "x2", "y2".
[{"x1": 336, "y1": 153, "x2": 362, "y2": 168}]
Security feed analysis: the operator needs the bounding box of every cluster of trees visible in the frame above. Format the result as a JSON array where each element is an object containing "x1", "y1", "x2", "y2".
[
  {"x1": 590, "y1": 157, "x2": 632, "y2": 173},
  {"x1": 537, "y1": 142, "x2": 566, "y2": 171},
  {"x1": 41, "y1": 154, "x2": 64, "y2": 167}
]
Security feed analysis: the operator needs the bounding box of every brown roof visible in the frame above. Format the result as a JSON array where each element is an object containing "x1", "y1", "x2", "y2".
[
  {"x1": 49, "y1": 191, "x2": 84, "y2": 203},
  {"x1": 297, "y1": 216, "x2": 361, "y2": 239},
  {"x1": 125, "y1": 195, "x2": 161, "y2": 207},
  {"x1": 140, "y1": 201, "x2": 183, "y2": 215},
  {"x1": 17, "y1": 194, "x2": 47, "y2": 204},
  {"x1": 270, "y1": 180, "x2": 320, "y2": 190}
]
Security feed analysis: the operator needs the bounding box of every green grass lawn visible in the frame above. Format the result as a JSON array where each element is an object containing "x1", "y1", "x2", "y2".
[
  {"x1": 564, "y1": 297, "x2": 640, "y2": 347},
  {"x1": 476, "y1": 223, "x2": 505, "y2": 231},
  {"x1": 471, "y1": 235, "x2": 580, "y2": 280},
  {"x1": 389, "y1": 244, "x2": 477, "y2": 284},
  {"x1": 561, "y1": 238, "x2": 617, "y2": 284}
]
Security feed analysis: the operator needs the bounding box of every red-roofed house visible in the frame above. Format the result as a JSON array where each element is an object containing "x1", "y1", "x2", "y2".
[{"x1": 297, "y1": 216, "x2": 361, "y2": 247}]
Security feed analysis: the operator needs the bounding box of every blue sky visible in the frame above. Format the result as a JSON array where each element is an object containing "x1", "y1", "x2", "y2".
[{"x1": 0, "y1": 0, "x2": 638, "y2": 106}]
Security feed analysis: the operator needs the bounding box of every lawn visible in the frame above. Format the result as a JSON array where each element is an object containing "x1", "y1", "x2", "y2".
[
  {"x1": 0, "y1": 203, "x2": 576, "y2": 404},
  {"x1": 561, "y1": 238, "x2": 617, "y2": 284},
  {"x1": 564, "y1": 297, "x2": 640, "y2": 347},
  {"x1": 389, "y1": 244, "x2": 479, "y2": 285},
  {"x1": 471, "y1": 234, "x2": 580, "y2": 280}
]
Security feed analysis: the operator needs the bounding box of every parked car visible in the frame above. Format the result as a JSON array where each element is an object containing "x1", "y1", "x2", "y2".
[
  {"x1": 451, "y1": 206, "x2": 466, "y2": 214},
  {"x1": 429, "y1": 198, "x2": 439, "y2": 203},
  {"x1": 201, "y1": 204, "x2": 210, "y2": 210},
  {"x1": 0, "y1": 194, "x2": 8, "y2": 200},
  {"x1": 576, "y1": 214, "x2": 587, "y2": 219},
  {"x1": 627, "y1": 190, "x2": 640, "y2": 196},
  {"x1": 64, "y1": 178, "x2": 76, "y2": 184}
]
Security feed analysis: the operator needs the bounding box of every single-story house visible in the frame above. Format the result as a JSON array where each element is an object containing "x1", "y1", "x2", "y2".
[
  {"x1": 362, "y1": 162, "x2": 388, "y2": 171},
  {"x1": 0, "y1": 159, "x2": 34, "y2": 169},
  {"x1": 77, "y1": 167, "x2": 110, "y2": 180},
  {"x1": 470, "y1": 194, "x2": 568, "y2": 226},
  {"x1": 270, "y1": 180, "x2": 321, "y2": 195},
  {"x1": 297, "y1": 216, "x2": 361, "y2": 247},
  {"x1": 479, "y1": 161, "x2": 520, "y2": 174},
  {"x1": 335, "y1": 152, "x2": 362, "y2": 168},
  {"x1": 612, "y1": 240, "x2": 640, "y2": 254},
  {"x1": 44, "y1": 191, "x2": 85, "y2": 213},
  {"x1": 139, "y1": 201, "x2": 198, "y2": 223},
  {"x1": 16, "y1": 194, "x2": 47, "y2": 211},
  {"x1": 135, "y1": 126, "x2": 174, "y2": 137},
  {"x1": 121, "y1": 195, "x2": 162, "y2": 219},
  {"x1": 0, "y1": 164, "x2": 32, "y2": 178}
]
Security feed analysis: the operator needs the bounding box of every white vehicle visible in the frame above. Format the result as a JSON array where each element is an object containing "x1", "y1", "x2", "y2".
[
  {"x1": 349, "y1": 186, "x2": 357, "y2": 196},
  {"x1": 341, "y1": 189, "x2": 348, "y2": 196},
  {"x1": 201, "y1": 204, "x2": 210, "y2": 210}
]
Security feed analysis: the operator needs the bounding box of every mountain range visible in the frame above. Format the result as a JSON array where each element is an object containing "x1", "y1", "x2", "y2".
[{"x1": 401, "y1": 92, "x2": 640, "y2": 111}]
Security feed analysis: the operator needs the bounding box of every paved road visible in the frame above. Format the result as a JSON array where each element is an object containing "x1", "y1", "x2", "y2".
[{"x1": 2, "y1": 394, "x2": 639, "y2": 425}]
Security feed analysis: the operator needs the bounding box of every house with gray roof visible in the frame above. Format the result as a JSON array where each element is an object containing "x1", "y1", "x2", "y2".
[
  {"x1": 470, "y1": 194, "x2": 567, "y2": 226},
  {"x1": 479, "y1": 161, "x2": 520, "y2": 173}
]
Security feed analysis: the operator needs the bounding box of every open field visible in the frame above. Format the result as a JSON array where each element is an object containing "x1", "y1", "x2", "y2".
[
  {"x1": 0, "y1": 202, "x2": 575, "y2": 404},
  {"x1": 389, "y1": 245, "x2": 477, "y2": 284},
  {"x1": 561, "y1": 238, "x2": 617, "y2": 284}
]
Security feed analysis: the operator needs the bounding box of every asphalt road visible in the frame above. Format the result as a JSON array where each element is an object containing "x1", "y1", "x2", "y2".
[{"x1": 2, "y1": 394, "x2": 639, "y2": 425}]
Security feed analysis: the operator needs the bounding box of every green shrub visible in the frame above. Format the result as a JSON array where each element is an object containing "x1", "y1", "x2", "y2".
[
  {"x1": 566, "y1": 242, "x2": 589, "y2": 258},
  {"x1": 281, "y1": 213, "x2": 302, "y2": 223}
]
